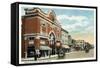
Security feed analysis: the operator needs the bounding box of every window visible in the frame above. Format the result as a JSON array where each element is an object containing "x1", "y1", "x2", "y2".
[
  {"x1": 42, "y1": 23, "x2": 45, "y2": 26},
  {"x1": 28, "y1": 37, "x2": 34, "y2": 45},
  {"x1": 29, "y1": 37, "x2": 34, "y2": 40},
  {"x1": 40, "y1": 20, "x2": 47, "y2": 35}
]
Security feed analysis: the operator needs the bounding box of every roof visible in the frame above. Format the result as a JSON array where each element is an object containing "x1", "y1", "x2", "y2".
[
  {"x1": 61, "y1": 28, "x2": 68, "y2": 33},
  {"x1": 23, "y1": 8, "x2": 61, "y2": 27}
]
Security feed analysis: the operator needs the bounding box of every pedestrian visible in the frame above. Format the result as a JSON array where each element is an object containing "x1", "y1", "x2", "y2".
[{"x1": 34, "y1": 52, "x2": 37, "y2": 61}]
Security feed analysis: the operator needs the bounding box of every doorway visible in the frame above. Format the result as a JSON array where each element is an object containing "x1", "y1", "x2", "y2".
[
  {"x1": 27, "y1": 45, "x2": 35, "y2": 57},
  {"x1": 49, "y1": 32, "x2": 56, "y2": 55}
]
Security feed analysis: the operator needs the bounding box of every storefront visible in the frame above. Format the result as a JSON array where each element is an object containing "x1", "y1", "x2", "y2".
[{"x1": 40, "y1": 45, "x2": 52, "y2": 57}]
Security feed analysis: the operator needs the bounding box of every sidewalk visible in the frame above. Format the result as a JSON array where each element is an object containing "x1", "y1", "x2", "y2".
[
  {"x1": 22, "y1": 50, "x2": 86, "y2": 61},
  {"x1": 22, "y1": 54, "x2": 58, "y2": 61}
]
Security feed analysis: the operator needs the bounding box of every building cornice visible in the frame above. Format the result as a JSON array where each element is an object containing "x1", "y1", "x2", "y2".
[
  {"x1": 61, "y1": 28, "x2": 69, "y2": 33},
  {"x1": 22, "y1": 12, "x2": 61, "y2": 28},
  {"x1": 23, "y1": 8, "x2": 61, "y2": 27}
]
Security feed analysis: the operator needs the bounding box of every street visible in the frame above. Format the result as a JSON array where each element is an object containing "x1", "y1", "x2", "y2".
[
  {"x1": 39, "y1": 49, "x2": 94, "y2": 60},
  {"x1": 22, "y1": 49, "x2": 94, "y2": 63}
]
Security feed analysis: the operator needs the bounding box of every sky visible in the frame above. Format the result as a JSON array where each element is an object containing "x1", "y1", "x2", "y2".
[{"x1": 21, "y1": 6, "x2": 96, "y2": 44}]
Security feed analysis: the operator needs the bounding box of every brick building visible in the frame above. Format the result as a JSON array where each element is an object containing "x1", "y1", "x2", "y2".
[{"x1": 21, "y1": 8, "x2": 61, "y2": 58}]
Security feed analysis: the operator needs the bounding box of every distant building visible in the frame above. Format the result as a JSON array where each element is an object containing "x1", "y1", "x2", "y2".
[
  {"x1": 61, "y1": 28, "x2": 69, "y2": 45},
  {"x1": 68, "y1": 35, "x2": 73, "y2": 47},
  {"x1": 61, "y1": 28, "x2": 70, "y2": 52},
  {"x1": 21, "y1": 8, "x2": 62, "y2": 58},
  {"x1": 72, "y1": 39, "x2": 76, "y2": 45},
  {"x1": 75, "y1": 40, "x2": 85, "y2": 50}
]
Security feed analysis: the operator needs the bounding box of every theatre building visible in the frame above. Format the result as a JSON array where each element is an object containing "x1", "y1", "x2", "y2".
[{"x1": 21, "y1": 8, "x2": 62, "y2": 58}]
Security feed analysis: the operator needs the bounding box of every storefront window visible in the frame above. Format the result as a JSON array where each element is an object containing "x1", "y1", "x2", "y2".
[
  {"x1": 28, "y1": 37, "x2": 34, "y2": 44},
  {"x1": 29, "y1": 40, "x2": 34, "y2": 44},
  {"x1": 29, "y1": 37, "x2": 34, "y2": 40}
]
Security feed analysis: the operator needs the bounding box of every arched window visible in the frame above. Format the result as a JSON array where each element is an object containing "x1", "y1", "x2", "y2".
[
  {"x1": 40, "y1": 20, "x2": 47, "y2": 36},
  {"x1": 49, "y1": 33, "x2": 55, "y2": 45}
]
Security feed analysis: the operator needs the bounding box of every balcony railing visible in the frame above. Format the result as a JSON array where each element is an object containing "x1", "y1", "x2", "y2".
[{"x1": 40, "y1": 32, "x2": 47, "y2": 36}]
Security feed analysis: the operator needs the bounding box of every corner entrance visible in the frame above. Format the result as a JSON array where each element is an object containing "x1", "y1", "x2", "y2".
[{"x1": 27, "y1": 46, "x2": 35, "y2": 57}]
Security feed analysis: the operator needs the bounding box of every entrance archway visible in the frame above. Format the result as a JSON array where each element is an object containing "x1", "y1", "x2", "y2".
[{"x1": 49, "y1": 32, "x2": 56, "y2": 55}]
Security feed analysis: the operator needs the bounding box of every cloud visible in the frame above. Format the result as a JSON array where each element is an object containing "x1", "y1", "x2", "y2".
[
  {"x1": 83, "y1": 26, "x2": 94, "y2": 33},
  {"x1": 61, "y1": 20, "x2": 89, "y2": 32},
  {"x1": 57, "y1": 15, "x2": 93, "y2": 33},
  {"x1": 57, "y1": 15, "x2": 87, "y2": 22},
  {"x1": 57, "y1": 15, "x2": 88, "y2": 30}
]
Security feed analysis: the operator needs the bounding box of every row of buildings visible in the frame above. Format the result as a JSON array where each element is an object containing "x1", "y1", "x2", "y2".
[
  {"x1": 61, "y1": 28, "x2": 92, "y2": 52},
  {"x1": 21, "y1": 8, "x2": 92, "y2": 58}
]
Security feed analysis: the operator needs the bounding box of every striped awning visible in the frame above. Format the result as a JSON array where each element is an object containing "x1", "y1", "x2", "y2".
[{"x1": 40, "y1": 46, "x2": 52, "y2": 50}]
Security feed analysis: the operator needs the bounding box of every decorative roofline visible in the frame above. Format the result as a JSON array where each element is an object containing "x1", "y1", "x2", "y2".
[
  {"x1": 61, "y1": 28, "x2": 69, "y2": 33},
  {"x1": 23, "y1": 7, "x2": 61, "y2": 27}
]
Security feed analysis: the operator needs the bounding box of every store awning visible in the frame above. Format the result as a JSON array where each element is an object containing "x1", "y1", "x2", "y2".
[
  {"x1": 40, "y1": 46, "x2": 52, "y2": 50},
  {"x1": 62, "y1": 45, "x2": 70, "y2": 49}
]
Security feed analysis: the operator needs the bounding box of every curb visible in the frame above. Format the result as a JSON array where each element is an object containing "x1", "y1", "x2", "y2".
[{"x1": 22, "y1": 55, "x2": 58, "y2": 61}]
